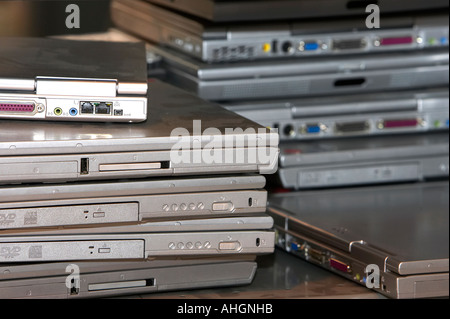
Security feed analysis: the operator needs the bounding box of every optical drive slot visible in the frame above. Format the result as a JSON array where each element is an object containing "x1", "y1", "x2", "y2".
[
  {"x1": 99, "y1": 162, "x2": 169, "y2": 172},
  {"x1": 0, "y1": 240, "x2": 145, "y2": 262},
  {"x1": 0, "y1": 203, "x2": 139, "y2": 229},
  {"x1": 88, "y1": 280, "x2": 152, "y2": 291}
]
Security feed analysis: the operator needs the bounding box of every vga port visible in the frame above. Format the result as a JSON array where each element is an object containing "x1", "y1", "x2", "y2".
[{"x1": 0, "y1": 101, "x2": 35, "y2": 113}]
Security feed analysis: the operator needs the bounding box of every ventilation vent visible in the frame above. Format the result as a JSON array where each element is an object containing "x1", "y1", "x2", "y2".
[{"x1": 213, "y1": 46, "x2": 255, "y2": 61}]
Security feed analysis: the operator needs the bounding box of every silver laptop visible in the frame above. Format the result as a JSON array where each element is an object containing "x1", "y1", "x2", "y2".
[
  {"x1": 0, "y1": 175, "x2": 267, "y2": 230},
  {"x1": 150, "y1": 44, "x2": 449, "y2": 101},
  {"x1": 145, "y1": 0, "x2": 449, "y2": 22},
  {"x1": 112, "y1": 0, "x2": 449, "y2": 62},
  {"x1": 0, "y1": 215, "x2": 275, "y2": 262},
  {"x1": 0, "y1": 79, "x2": 279, "y2": 184},
  {"x1": 0, "y1": 37, "x2": 148, "y2": 122},
  {"x1": 0, "y1": 256, "x2": 257, "y2": 298},
  {"x1": 267, "y1": 181, "x2": 449, "y2": 299},
  {"x1": 224, "y1": 89, "x2": 449, "y2": 141},
  {"x1": 277, "y1": 132, "x2": 449, "y2": 189}
]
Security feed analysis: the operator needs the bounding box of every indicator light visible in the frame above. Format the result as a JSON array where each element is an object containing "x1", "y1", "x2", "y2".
[{"x1": 262, "y1": 43, "x2": 271, "y2": 53}]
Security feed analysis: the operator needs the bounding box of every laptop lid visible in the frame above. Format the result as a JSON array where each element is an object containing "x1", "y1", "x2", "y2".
[
  {"x1": 0, "y1": 255, "x2": 257, "y2": 280},
  {"x1": 1, "y1": 214, "x2": 274, "y2": 237},
  {"x1": 268, "y1": 181, "x2": 449, "y2": 275},
  {"x1": 0, "y1": 37, "x2": 147, "y2": 94},
  {"x1": 0, "y1": 174, "x2": 266, "y2": 202},
  {"x1": 145, "y1": 0, "x2": 449, "y2": 22}
]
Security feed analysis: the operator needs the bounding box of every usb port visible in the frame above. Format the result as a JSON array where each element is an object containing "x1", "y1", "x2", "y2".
[{"x1": 80, "y1": 158, "x2": 89, "y2": 175}]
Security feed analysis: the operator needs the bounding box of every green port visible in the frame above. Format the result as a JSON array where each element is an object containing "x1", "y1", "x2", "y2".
[{"x1": 54, "y1": 107, "x2": 63, "y2": 116}]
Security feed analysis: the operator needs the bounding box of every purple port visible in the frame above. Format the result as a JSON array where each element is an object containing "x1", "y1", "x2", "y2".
[
  {"x1": 379, "y1": 36, "x2": 414, "y2": 46},
  {"x1": 330, "y1": 258, "x2": 350, "y2": 273},
  {"x1": 0, "y1": 103, "x2": 34, "y2": 112},
  {"x1": 383, "y1": 119, "x2": 419, "y2": 129}
]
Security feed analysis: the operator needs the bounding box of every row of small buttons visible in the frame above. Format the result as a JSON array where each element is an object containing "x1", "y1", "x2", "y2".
[
  {"x1": 162, "y1": 202, "x2": 205, "y2": 212},
  {"x1": 168, "y1": 241, "x2": 211, "y2": 250},
  {"x1": 162, "y1": 202, "x2": 234, "y2": 212},
  {"x1": 168, "y1": 241, "x2": 241, "y2": 251}
]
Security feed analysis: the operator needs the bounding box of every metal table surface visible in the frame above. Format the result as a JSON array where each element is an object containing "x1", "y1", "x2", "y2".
[{"x1": 135, "y1": 249, "x2": 383, "y2": 299}]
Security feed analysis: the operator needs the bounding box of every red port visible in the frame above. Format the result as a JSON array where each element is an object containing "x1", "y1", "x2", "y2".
[
  {"x1": 330, "y1": 258, "x2": 350, "y2": 273},
  {"x1": 379, "y1": 36, "x2": 414, "y2": 46},
  {"x1": 382, "y1": 119, "x2": 419, "y2": 129},
  {"x1": 284, "y1": 149, "x2": 302, "y2": 155},
  {"x1": 0, "y1": 103, "x2": 34, "y2": 112}
]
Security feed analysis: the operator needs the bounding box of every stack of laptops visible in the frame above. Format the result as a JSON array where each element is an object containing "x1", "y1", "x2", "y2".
[
  {"x1": 110, "y1": 0, "x2": 449, "y2": 298},
  {"x1": 110, "y1": 0, "x2": 449, "y2": 189},
  {"x1": 0, "y1": 38, "x2": 279, "y2": 298}
]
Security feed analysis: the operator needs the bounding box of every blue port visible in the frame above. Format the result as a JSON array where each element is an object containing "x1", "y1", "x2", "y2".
[
  {"x1": 305, "y1": 125, "x2": 321, "y2": 134},
  {"x1": 440, "y1": 37, "x2": 448, "y2": 45},
  {"x1": 69, "y1": 108, "x2": 78, "y2": 116},
  {"x1": 304, "y1": 42, "x2": 320, "y2": 51},
  {"x1": 291, "y1": 242, "x2": 299, "y2": 251},
  {"x1": 446, "y1": 119, "x2": 449, "y2": 127}
]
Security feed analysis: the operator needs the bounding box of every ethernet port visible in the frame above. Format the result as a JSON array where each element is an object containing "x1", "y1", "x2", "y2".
[
  {"x1": 80, "y1": 102, "x2": 94, "y2": 114},
  {"x1": 95, "y1": 102, "x2": 112, "y2": 115}
]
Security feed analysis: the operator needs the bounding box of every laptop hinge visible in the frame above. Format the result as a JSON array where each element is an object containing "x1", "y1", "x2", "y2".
[
  {"x1": 117, "y1": 82, "x2": 148, "y2": 95},
  {"x1": 0, "y1": 78, "x2": 36, "y2": 92},
  {"x1": 36, "y1": 77, "x2": 117, "y2": 97}
]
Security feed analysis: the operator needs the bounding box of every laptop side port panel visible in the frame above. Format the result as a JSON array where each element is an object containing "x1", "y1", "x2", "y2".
[
  {"x1": 282, "y1": 232, "x2": 330, "y2": 267},
  {"x1": 276, "y1": 229, "x2": 397, "y2": 297}
]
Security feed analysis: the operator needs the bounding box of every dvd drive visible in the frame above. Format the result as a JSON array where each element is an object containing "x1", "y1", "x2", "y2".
[
  {"x1": 0, "y1": 203, "x2": 139, "y2": 230},
  {"x1": 0, "y1": 240, "x2": 145, "y2": 262}
]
